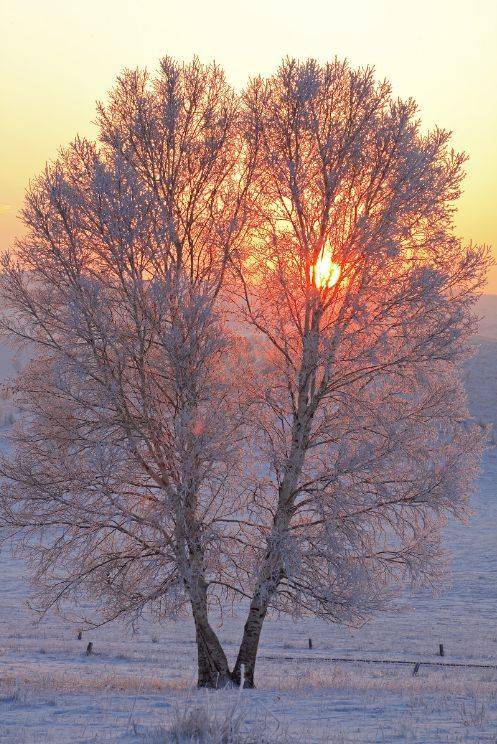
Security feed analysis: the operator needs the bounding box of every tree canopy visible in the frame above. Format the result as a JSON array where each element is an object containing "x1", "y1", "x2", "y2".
[{"x1": 0, "y1": 56, "x2": 490, "y2": 688}]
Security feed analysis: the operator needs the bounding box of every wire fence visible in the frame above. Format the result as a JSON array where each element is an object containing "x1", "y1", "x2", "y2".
[{"x1": 260, "y1": 652, "x2": 497, "y2": 673}]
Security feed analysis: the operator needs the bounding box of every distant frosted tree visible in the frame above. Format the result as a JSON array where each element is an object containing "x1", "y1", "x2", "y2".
[{"x1": 0, "y1": 56, "x2": 490, "y2": 689}]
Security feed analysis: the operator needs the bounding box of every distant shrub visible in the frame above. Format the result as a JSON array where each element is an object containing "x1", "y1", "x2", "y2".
[
  {"x1": 4, "y1": 683, "x2": 30, "y2": 705},
  {"x1": 0, "y1": 410, "x2": 14, "y2": 426}
]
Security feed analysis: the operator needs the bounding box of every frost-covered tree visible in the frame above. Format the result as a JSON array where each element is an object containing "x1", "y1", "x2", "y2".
[
  {"x1": 0, "y1": 56, "x2": 490, "y2": 690},
  {"x1": 229, "y1": 58, "x2": 490, "y2": 686},
  {"x1": 0, "y1": 58, "x2": 256, "y2": 688}
]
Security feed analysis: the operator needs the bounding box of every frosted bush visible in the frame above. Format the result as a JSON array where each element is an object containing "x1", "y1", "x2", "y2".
[
  {"x1": 144, "y1": 690, "x2": 290, "y2": 743},
  {"x1": 3, "y1": 683, "x2": 30, "y2": 705}
]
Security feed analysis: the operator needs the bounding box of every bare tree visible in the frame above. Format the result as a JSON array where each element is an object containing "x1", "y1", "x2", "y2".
[
  {"x1": 230, "y1": 58, "x2": 490, "y2": 686},
  {"x1": 0, "y1": 58, "x2": 256, "y2": 688},
  {"x1": 0, "y1": 56, "x2": 490, "y2": 690}
]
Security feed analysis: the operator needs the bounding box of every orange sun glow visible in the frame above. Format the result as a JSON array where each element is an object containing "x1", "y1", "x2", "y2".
[{"x1": 312, "y1": 245, "x2": 341, "y2": 289}]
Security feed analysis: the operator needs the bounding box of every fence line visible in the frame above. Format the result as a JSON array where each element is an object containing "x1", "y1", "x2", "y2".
[{"x1": 260, "y1": 653, "x2": 497, "y2": 671}]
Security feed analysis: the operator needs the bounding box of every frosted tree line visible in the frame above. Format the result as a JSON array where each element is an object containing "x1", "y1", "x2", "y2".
[{"x1": 0, "y1": 57, "x2": 490, "y2": 688}]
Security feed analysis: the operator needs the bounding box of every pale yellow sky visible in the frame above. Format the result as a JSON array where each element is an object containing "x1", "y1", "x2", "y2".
[{"x1": 1, "y1": 0, "x2": 496, "y2": 290}]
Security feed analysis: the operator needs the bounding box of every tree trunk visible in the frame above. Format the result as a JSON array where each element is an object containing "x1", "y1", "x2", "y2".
[
  {"x1": 192, "y1": 602, "x2": 234, "y2": 688},
  {"x1": 232, "y1": 596, "x2": 269, "y2": 688},
  {"x1": 233, "y1": 304, "x2": 321, "y2": 688},
  {"x1": 232, "y1": 434, "x2": 308, "y2": 687}
]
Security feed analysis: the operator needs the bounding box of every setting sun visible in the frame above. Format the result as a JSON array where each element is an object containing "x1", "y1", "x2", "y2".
[{"x1": 312, "y1": 244, "x2": 341, "y2": 289}]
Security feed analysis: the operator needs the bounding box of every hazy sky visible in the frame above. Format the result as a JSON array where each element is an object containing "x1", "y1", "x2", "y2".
[{"x1": 1, "y1": 0, "x2": 496, "y2": 291}]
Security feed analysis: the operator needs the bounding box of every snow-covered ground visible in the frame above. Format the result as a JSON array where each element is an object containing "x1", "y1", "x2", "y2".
[{"x1": 1, "y1": 300, "x2": 496, "y2": 743}]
